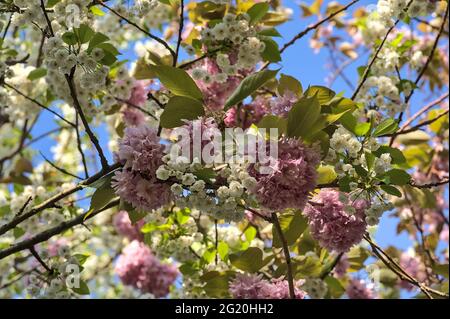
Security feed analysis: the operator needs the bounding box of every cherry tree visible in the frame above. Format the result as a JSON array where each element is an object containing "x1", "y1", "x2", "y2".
[{"x1": 0, "y1": 0, "x2": 448, "y2": 299}]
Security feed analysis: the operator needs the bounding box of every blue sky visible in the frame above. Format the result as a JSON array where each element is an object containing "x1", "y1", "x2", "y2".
[{"x1": 28, "y1": 0, "x2": 448, "y2": 254}]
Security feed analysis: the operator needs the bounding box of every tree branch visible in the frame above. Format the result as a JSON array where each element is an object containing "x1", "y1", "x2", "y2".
[
  {"x1": 271, "y1": 212, "x2": 295, "y2": 299},
  {"x1": 97, "y1": 1, "x2": 176, "y2": 61},
  {"x1": 0, "y1": 162, "x2": 121, "y2": 236},
  {"x1": 0, "y1": 199, "x2": 120, "y2": 261},
  {"x1": 65, "y1": 71, "x2": 109, "y2": 170}
]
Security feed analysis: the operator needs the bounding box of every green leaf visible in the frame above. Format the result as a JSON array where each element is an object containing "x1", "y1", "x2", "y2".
[
  {"x1": 73, "y1": 253, "x2": 90, "y2": 265},
  {"x1": 193, "y1": 167, "x2": 216, "y2": 183},
  {"x1": 347, "y1": 246, "x2": 369, "y2": 271},
  {"x1": 257, "y1": 115, "x2": 287, "y2": 134},
  {"x1": 261, "y1": 38, "x2": 281, "y2": 63},
  {"x1": 432, "y1": 264, "x2": 449, "y2": 279},
  {"x1": 396, "y1": 131, "x2": 430, "y2": 145},
  {"x1": 373, "y1": 118, "x2": 399, "y2": 137},
  {"x1": 272, "y1": 212, "x2": 308, "y2": 248},
  {"x1": 61, "y1": 32, "x2": 78, "y2": 45},
  {"x1": 373, "y1": 146, "x2": 406, "y2": 164},
  {"x1": 27, "y1": 68, "x2": 47, "y2": 80},
  {"x1": 87, "y1": 179, "x2": 116, "y2": 215},
  {"x1": 87, "y1": 32, "x2": 110, "y2": 52},
  {"x1": 247, "y1": 2, "x2": 270, "y2": 24},
  {"x1": 382, "y1": 169, "x2": 411, "y2": 185},
  {"x1": 293, "y1": 254, "x2": 322, "y2": 278},
  {"x1": 217, "y1": 241, "x2": 229, "y2": 261},
  {"x1": 305, "y1": 86, "x2": 336, "y2": 105},
  {"x1": 316, "y1": 165, "x2": 337, "y2": 184},
  {"x1": 339, "y1": 113, "x2": 371, "y2": 136},
  {"x1": 258, "y1": 28, "x2": 282, "y2": 37},
  {"x1": 89, "y1": 6, "x2": 105, "y2": 16},
  {"x1": 286, "y1": 94, "x2": 321, "y2": 138},
  {"x1": 229, "y1": 247, "x2": 265, "y2": 273},
  {"x1": 224, "y1": 69, "x2": 279, "y2": 110},
  {"x1": 71, "y1": 280, "x2": 90, "y2": 295},
  {"x1": 94, "y1": 42, "x2": 120, "y2": 66},
  {"x1": 150, "y1": 65, "x2": 203, "y2": 100},
  {"x1": 278, "y1": 74, "x2": 303, "y2": 96},
  {"x1": 74, "y1": 24, "x2": 94, "y2": 44},
  {"x1": 127, "y1": 209, "x2": 147, "y2": 224},
  {"x1": 13, "y1": 227, "x2": 25, "y2": 239},
  {"x1": 160, "y1": 96, "x2": 205, "y2": 128},
  {"x1": 324, "y1": 276, "x2": 345, "y2": 298},
  {"x1": 380, "y1": 185, "x2": 402, "y2": 197},
  {"x1": 244, "y1": 226, "x2": 257, "y2": 242},
  {"x1": 201, "y1": 271, "x2": 234, "y2": 298}
]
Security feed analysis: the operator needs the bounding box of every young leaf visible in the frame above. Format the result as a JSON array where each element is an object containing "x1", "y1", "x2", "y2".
[
  {"x1": 247, "y1": 2, "x2": 270, "y2": 24},
  {"x1": 380, "y1": 185, "x2": 402, "y2": 197},
  {"x1": 62, "y1": 32, "x2": 78, "y2": 45},
  {"x1": 272, "y1": 212, "x2": 308, "y2": 248},
  {"x1": 27, "y1": 68, "x2": 47, "y2": 80},
  {"x1": 87, "y1": 32, "x2": 110, "y2": 52},
  {"x1": 75, "y1": 24, "x2": 94, "y2": 44},
  {"x1": 316, "y1": 165, "x2": 337, "y2": 184},
  {"x1": 71, "y1": 280, "x2": 90, "y2": 295},
  {"x1": 304, "y1": 85, "x2": 336, "y2": 105},
  {"x1": 261, "y1": 38, "x2": 281, "y2": 63},
  {"x1": 373, "y1": 118, "x2": 399, "y2": 137},
  {"x1": 229, "y1": 247, "x2": 264, "y2": 273},
  {"x1": 382, "y1": 169, "x2": 411, "y2": 185},
  {"x1": 224, "y1": 69, "x2": 279, "y2": 110},
  {"x1": 160, "y1": 96, "x2": 205, "y2": 128},
  {"x1": 149, "y1": 65, "x2": 203, "y2": 101},
  {"x1": 287, "y1": 94, "x2": 321, "y2": 138},
  {"x1": 258, "y1": 28, "x2": 282, "y2": 37},
  {"x1": 88, "y1": 180, "x2": 116, "y2": 214},
  {"x1": 278, "y1": 74, "x2": 303, "y2": 96}
]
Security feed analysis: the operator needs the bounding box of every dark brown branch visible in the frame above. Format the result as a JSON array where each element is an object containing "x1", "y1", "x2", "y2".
[
  {"x1": 280, "y1": 0, "x2": 359, "y2": 55},
  {"x1": 97, "y1": 1, "x2": 176, "y2": 61},
  {"x1": 174, "y1": 0, "x2": 184, "y2": 66},
  {"x1": 39, "y1": 151, "x2": 83, "y2": 180},
  {"x1": 116, "y1": 97, "x2": 158, "y2": 120},
  {"x1": 320, "y1": 253, "x2": 343, "y2": 279},
  {"x1": 271, "y1": 213, "x2": 295, "y2": 299},
  {"x1": 29, "y1": 246, "x2": 53, "y2": 274},
  {"x1": 178, "y1": 47, "x2": 224, "y2": 69},
  {"x1": 0, "y1": 199, "x2": 120, "y2": 261},
  {"x1": 75, "y1": 113, "x2": 90, "y2": 179},
  {"x1": 396, "y1": 5, "x2": 449, "y2": 127},
  {"x1": 364, "y1": 235, "x2": 448, "y2": 298},
  {"x1": 409, "y1": 179, "x2": 449, "y2": 189},
  {"x1": 3, "y1": 83, "x2": 76, "y2": 128},
  {"x1": 0, "y1": 162, "x2": 121, "y2": 237},
  {"x1": 351, "y1": 20, "x2": 399, "y2": 100},
  {"x1": 65, "y1": 71, "x2": 109, "y2": 170},
  {"x1": 40, "y1": 0, "x2": 54, "y2": 37}
]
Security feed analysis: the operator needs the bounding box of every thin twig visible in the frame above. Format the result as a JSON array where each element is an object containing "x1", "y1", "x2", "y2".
[
  {"x1": 39, "y1": 151, "x2": 83, "y2": 180},
  {"x1": 396, "y1": 5, "x2": 449, "y2": 127},
  {"x1": 0, "y1": 162, "x2": 121, "y2": 236},
  {"x1": 364, "y1": 235, "x2": 448, "y2": 298},
  {"x1": 271, "y1": 213, "x2": 295, "y2": 299},
  {"x1": 351, "y1": 20, "x2": 399, "y2": 100},
  {"x1": 3, "y1": 83, "x2": 76, "y2": 128},
  {"x1": 174, "y1": 0, "x2": 184, "y2": 66},
  {"x1": 75, "y1": 113, "x2": 89, "y2": 179},
  {"x1": 65, "y1": 70, "x2": 109, "y2": 170},
  {"x1": 29, "y1": 246, "x2": 53, "y2": 274},
  {"x1": 0, "y1": 199, "x2": 120, "y2": 260},
  {"x1": 98, "y1": 1, "x2": 176, "y2": 61}
]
